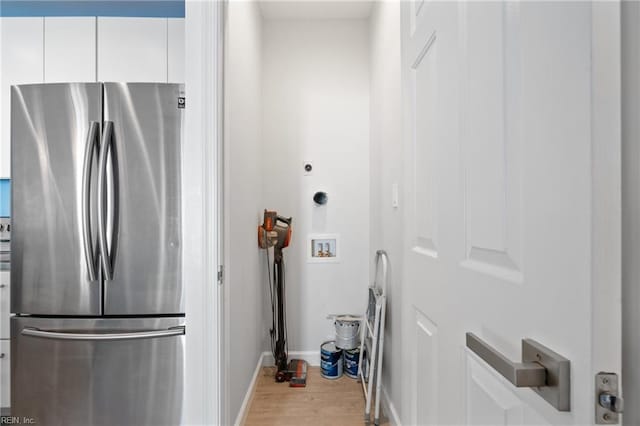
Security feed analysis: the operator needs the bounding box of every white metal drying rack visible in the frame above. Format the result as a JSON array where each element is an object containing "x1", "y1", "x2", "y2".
[{"x1": 358, "y1": 250, "x2": 388, "y2": 426}]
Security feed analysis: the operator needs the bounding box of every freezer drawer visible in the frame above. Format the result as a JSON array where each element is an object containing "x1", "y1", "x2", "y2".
[{"x1": 11, "y1": 317, "x2": 185, "y2": 426}]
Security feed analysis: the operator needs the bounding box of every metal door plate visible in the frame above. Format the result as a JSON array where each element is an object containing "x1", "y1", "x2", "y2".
[
  {"x1": 522, "y1": 339, "x2": 571, "y2": 411},
  {"x1": 596, "y1": 372, "x2": 619, "y2": 424}
]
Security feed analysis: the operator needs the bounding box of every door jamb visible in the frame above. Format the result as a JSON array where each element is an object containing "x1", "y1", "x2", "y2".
[{"x1": 184, "y1": 0, "x2": 225, "y2": 424}]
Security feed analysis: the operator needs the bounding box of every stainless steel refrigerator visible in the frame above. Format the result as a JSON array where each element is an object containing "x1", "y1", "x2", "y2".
[{"x1": 10, "y1": 82, "x2": 185, "y2": 426}]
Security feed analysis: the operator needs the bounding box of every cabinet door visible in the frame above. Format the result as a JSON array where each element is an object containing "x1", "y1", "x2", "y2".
[
  {"x1": 0, "y1": 340, "x2": 8, "y2": 409},
  {"x1": 97, "y1": 18, "x2": 168, "y2": 82},
  {"x1": 0, "y1": 18, "x2": 44, "y2": 178},
  {"x1": 0, "y1": 271, "x2": 8, "y2": 339},
  {"x1": 168, "y1": 18, "x2": 185, "y2": 83},
  {"x1": 44, "y1": 17, "x2": 96, "y2": 83}
]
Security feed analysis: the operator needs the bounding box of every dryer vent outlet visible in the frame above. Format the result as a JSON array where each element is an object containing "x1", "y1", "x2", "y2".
[{"x1": 313, "y1": 191, "x2": 328, "y2": 205}]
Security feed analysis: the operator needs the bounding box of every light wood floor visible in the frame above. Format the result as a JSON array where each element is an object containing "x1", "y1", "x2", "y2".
[{"x1": 243, "y1": 366, "x2": 389, "y2": 426}]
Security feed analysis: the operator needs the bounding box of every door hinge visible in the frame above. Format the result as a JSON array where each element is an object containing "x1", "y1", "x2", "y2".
[{"x1": 217, "y1": 265, "x2": 224, "y2": 285}]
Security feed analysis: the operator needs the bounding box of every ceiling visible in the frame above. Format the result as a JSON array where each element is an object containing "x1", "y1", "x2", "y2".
[{"x1": 258, "y1": 0, "x2": 373, "y2": 20}]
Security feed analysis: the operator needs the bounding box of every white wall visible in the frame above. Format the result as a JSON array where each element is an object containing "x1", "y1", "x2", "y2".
[
  {"x1": 368, "y1": 1, "x2": 403, "y2": 423},
  {"x1": 622, "y1": 1, "x2": 640, "y2": 423},
  {"x1": 224, "y1": 1, "x2": 265, "y2": 423},
  {"x1": 262, "y1": 19, "x2": 370, "y2": 352}
]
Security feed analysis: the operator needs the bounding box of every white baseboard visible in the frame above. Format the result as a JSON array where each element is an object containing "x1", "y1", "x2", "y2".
[
  {"x1": 261, "y1": 350, "x2": 320, "y2": 366},
  {"x1": 233, "y1": 352, "x2": 265, "y2": 426},
  {"x1": 381, "y1": 385, "x2": 402, "y2": 426}
]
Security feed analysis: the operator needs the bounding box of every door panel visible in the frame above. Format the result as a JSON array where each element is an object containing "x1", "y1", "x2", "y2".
[
  {"x1": 466, "y1": 351, "x2": 554, "y2": 426},
  {"x1": 11, "y1": 83, "x2": 102, "y2": 315},
  {"x1": 103, "y1": 83, "x2": 183, "y2": 315},
  {"x1": 466, "y1": 352, "x2": 525, "y2": 426},
  {"x1": 402, "y1": 3, "x2": 459, "y2": 420},
  {"x1": 411, "y1": 25, "x2": 439, "y2": 257},
  {"x1": 401, "y1": 1, "x2": 620, "y2": 424},
  {"x1": 11, "y1": 316, "x2": 185, "y2": 426},
  {"x1": 459, "y1": 2, "x2": 523, "y2": 283},
  {"x1": 412, "y1": 309, "x2": 438, "y2": 425}
]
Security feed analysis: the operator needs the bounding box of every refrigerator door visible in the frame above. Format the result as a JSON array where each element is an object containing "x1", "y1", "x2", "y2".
[
  {"x1": 11, "y1": 316, "x2": 185, "y2": 426},
  {"x1": 102, "y1": 83, "x2": 183, "y2": 315},
  {"x1": 11, "y1": 83, "x2": 102, "y2": 315}
]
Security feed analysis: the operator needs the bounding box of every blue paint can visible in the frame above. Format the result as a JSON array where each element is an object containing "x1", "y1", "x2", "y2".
[
  {"x1": 320, "y1": 341, "x2": 343, "y2": 380},
  {"x1": 344, "y1": 347, "x2": 360, "y2": 379}
]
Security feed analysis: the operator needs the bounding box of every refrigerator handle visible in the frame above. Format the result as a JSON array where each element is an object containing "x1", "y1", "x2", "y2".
[
  {"x1": 21, "y1": 326, "x2": 185, "y2": 341},
  {"x1": 81, "y1": 121, "x2": 100, "y2": 281},
  {"x1": 98, "y1": 121, "x2": 114, "y2": 280}
]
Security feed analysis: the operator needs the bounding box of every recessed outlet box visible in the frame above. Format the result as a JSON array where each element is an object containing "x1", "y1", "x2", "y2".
[{"x1": 308, "y1": 234, "x2": 340, "y2": 263}]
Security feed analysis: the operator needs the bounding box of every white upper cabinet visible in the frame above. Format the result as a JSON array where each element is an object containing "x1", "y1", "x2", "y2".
[
  {"x1": 0, "y1": 18, "x2": 44, "y2": 178},
  {"x1": 0, "y1": 16, "x2": 184, "y2": 178},
  {"x1": 168, "y1": 18, "x2": 185, "y2": 83},
  {"x1": 98, "y1": 18, "x2": 168, "y2": 82},
  {"x1": 44, "y1": 17, "x2": 96, "y2": 83}
]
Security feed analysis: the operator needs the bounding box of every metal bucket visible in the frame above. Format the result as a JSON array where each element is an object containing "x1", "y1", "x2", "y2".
[
  {"x1": 334, "y1": 315, "x2": 360, "y2": 350},
  {"x1": 320, "y1": 341, "x2": 343, "y2": 380},
  {"x1": 344, "y1": 347, "x2": 360, "y2": 379}
]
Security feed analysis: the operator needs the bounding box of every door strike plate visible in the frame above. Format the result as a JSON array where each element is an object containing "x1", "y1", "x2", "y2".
[{"x1": 596, "y1": 372, "x2": 622, "y2": 424}]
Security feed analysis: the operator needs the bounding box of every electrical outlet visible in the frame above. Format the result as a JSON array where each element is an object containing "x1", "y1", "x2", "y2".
[{"x1": 303, "y1": 161, "x2": 313, "y2": 176}]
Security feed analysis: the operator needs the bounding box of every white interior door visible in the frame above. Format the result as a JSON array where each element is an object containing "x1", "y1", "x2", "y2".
[{"x1": 401, "y1": 1, "x2": 621, "y2": 425}]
